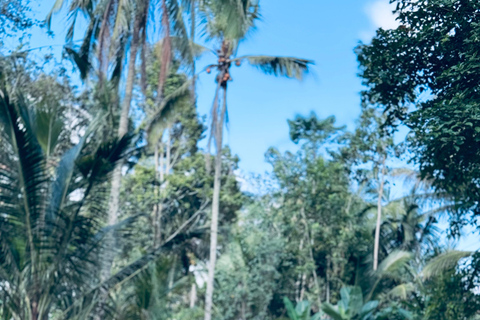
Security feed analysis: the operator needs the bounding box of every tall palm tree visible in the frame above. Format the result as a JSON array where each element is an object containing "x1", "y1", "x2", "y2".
[
  {"x1": 48, "y1": 0, "x2": 194, "y2": 283},
  {"x1": 199, "y1": 1, "x2": 313, "y2": 319}
]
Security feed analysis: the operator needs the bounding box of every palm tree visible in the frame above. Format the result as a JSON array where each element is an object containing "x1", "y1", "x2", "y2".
[
  {"x1": 0, "y1": 83, "x2": 132, "y2": 319},
  {"x1": 199, "y1": 1, "x2": 313, "y2": 319},
  {"x1": 48, "y1": 0, "x2": 195, "y2": 284},
  {"x1": 0, "y1": 76, "x2": 210, "y2": 318}
]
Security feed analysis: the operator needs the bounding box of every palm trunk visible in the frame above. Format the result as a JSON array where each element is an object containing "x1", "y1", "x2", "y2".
[
  {"x1": 97, "y1": 16, "x2": 141, "y2": 320},
  {"x1": 299, "y1": 272, "x2": 307, "y2": 301},
  {"x1": 158, "y1": 0, "x2": 172, "y2": 102},
  {"x1": 190, "y1": 1, "x2": 196, "y2": 105},
  {"x1": 105, "y1": 14, "x2": 140, "y2": 265},
  {"x1": 97, "y1": 0, "x2": 115, "y2": 82},
  {"x1": 373, "y1": 157, "x2": 386, "y2": 271},
  {"x1": 153, "y1": 142, "x2": 160, "y2": 247},
  {"x1": 204, "y1": 85, "x2": 227, "y2": 320}
]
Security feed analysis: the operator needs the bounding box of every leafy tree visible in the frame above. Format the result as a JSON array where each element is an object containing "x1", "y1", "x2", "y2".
[
  {"x1": 355, "y1": 0, "x2": 480, "y2": 230},
  {"x1": 265, "y1": 113, "x2": 371, "y2": 313},
  {"x1": 342, "y1": 106, "x2": 400, "y2": 271},
  {"x1": 213, "y1": 201, "x2": 284, "y2": 320},
  {"x1": 0, "y1": 0, "x2": 37, "y2": 37}
]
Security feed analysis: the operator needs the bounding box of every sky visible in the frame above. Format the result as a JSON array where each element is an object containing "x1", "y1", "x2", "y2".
[
  {"x1": 22, "y1": 0, "x2": 399, "y2": 174},
  {"x1": 14, "y1": 0, "x2": 479, "y2": 251}
]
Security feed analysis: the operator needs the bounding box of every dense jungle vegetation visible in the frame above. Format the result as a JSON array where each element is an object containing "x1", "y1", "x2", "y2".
[{"x1": 0, "y1": 0, "x2": 479, "y2": 319}]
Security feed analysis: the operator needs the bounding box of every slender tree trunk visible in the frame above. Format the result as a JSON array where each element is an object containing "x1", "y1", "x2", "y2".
[
  {"x1": 153, "y1": 142, "x2": 160, "y2": 247},
  {"x1": 156, "y1": 130, "x2": 172, "y2": 246},
  {"x1": 301, "y1": 206, "x2": 321, "y2": 306},
  {"x1": 166, "y1": 128, "x2": 171, "y2": 173},
  {"x1": 204, "y1": 86, "x2": 227, "y2": 320},
  {"x1": 299, "y1": 272, "x2": 307, "y2": 301},
  {"x1": 96, "y1": 15, "x2": 141, "y2": 320},
  {"x1": 168, "y1": 255, "x2": 177, "y2": 297},
  {"x1": 241, "y1": 298, "x2": 246, "y2": 320},
  {"x1": 190, "y1": 282, "x2": 197, "y2": 308},
  {"x1": 190, "y1": 1, "x2": 196, "y2": 105},
  {"x1": 105, "y1": 15, "x2": 141, "y2": 272},
  {"x1": 158, "y1": 0, "x2": 172, "y2": 102},
  {"x1": 295, "y1": 238, "x2": 304, "y2": 302},
  {"x1": 373, "y1": 157, "x2": 386, "y2": 271},
  {"x1": 326, "y1": 256, "x2": 330, "y2": 303},
  {"x1": 31, "y1": 301, "x2": 39, "y2": 320},
  {"x1": 160, "y1": 142, "x2": 165, "y2": 182}
]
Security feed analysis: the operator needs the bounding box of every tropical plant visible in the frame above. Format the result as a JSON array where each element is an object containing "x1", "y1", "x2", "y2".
[
  {"x1": 0, "y1": 80, "x2": 132, "y2": 319},
  {"x1": 282, "y1": 298, "x2": 321, "y2": 320},
  {"x1": 321, "y1": 286, "x2": 378, "y2": 320},
  {"x1": 199, "y1": 2, "x2": 313, "y2": 318}
]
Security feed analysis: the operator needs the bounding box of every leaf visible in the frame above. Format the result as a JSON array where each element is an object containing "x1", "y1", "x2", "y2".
[
  {"x1": 46, "y1": 0, "x2": 67, "y2": 29},
  {"x1": 64, "y1": 46, "x2": 91, "y2": 80},
  {"x1": 144, "y1": 77, "x2": 195, "y2": 142},
  {"x1": 384, "y1": 283, "x2": 415, "y2": 300},
  {"x1": 340, "y1": 286, "x2": 363, "y2": 317},
  {"x1": 283, "y1": 297, "x2": 298, "y2": 320},
  {"x1": 423, "y1": 250, "x2": 472, "y2": 280},
  {"x1": 320, "y1": 303, "x2": 343, "y2": 320},
  {"x1": 47, "y1": 135, "x2": 86, "y2": 222},
  {"x1": 359, "y1": 300, "x2": 378, "y2": 318},
  {"x1": 236, "y1": 55, "x2": 313, "y2": 80}
]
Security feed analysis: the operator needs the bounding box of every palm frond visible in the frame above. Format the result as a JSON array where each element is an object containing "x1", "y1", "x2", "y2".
[
  {"x1": 64, "y1": 46, "x2": 92, "y2": 81},
  {"x1": 46, "y1": 0, "x2": 69, "y2": 29},
  {"x1": 423, "y1": 250, "x2": 472, "y2": 280},
  {"x1": 144, "y1": 77, "x2": 194, "y2": 140},
  {"x1": 376, "y1": 250, "x2": 412, "y2": 276},
  {"x1": 0, "y1": 90, "x2": 47, "y2": 266},
  {"x1": 235, "y1": 55, "x2": 313, "y2": 80},
  {"x1": 383, "y1": 283, "x2": 415, "y2": 301}
]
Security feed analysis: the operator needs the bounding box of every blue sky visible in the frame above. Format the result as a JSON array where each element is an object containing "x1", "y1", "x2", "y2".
[
  {"x1": 24, "y1": 0, "x2": 399, "y2": 174},
  {"x1": 15, "y1": 0, "x2": 479, "y2": 251}
]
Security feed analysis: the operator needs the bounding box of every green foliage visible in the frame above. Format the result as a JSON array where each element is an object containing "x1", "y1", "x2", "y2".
[
  {"x1": 0, "y1": 0, "x2": 37, "y2": 36},
  {"x1": 214, "y1": 201, "x2": 284, "y2": 320},
  {"x1": 1, "y1": 1, "x2": 479, "y2": 320},
  {"x1": 423, "y1": 270, "x2": 480, "y2": 320},
  {"x1": 0, "y1": 80, "x2": 132, "y2": 319},
  {"x1": 356, "y1": 0, "x2": 480, "y2": 224},
  {"x1": 283, "y1": 298, "x2": 321, "y2": 320},
  {"x1": 321, "y1": 286, "x2": 378, "y2": 320}
]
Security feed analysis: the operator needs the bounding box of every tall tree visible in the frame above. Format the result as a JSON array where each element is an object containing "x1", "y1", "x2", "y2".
[
  {"x1": 343, "y1": 107, "x2": 398, "y2": 271},
  {"x1": 355, "y1": 0, "x2": 480, "y2": 232},
  {"x1": 200, "y1": 2, "x2": 312, "y2": 318}
]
